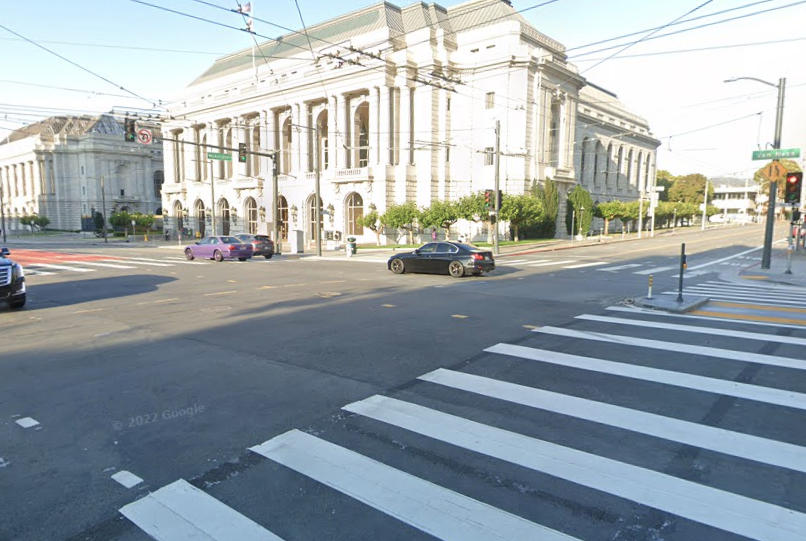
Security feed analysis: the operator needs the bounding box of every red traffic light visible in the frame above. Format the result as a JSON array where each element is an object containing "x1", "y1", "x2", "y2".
[{"x1": 787, "y1": 174, "x2": 800, "y2": 184}]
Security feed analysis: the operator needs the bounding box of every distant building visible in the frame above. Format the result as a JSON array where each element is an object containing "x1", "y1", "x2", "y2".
[
  {"x1": 0, "y1": 114, "x2": 164, "y2": 232},
  {"x1": 710, "y1": 177, "x2": 761, "y2": 222}
]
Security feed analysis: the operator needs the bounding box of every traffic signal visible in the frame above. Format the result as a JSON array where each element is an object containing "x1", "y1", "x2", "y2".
[
  {"x1": 484, "y1": 189, "x2": 492, "y2": 209},
  {"x1": 784, "y1": 172, "x2": 803, "y2": 205},
  {"x1": 496, "y1": 189, "x2": 503, "y2": 209},
  {"x1": 238, "y1": 143, "x2": 247, "y2": 163},
  {"x1": 124, "y1": 119, "x2": 136, "y2": 142}
]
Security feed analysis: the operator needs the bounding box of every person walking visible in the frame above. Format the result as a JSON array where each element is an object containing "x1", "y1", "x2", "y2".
[{"x1": 431, "y1": 227, "x2": 437, "y2": 241}]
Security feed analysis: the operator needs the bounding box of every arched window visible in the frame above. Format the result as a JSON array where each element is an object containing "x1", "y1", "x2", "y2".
[
  {"x1": 278, "y1": 195, "x2": 288, "y2": 241},
  {"x1": 579, "y1": 137, "x2": 588, "y2": 185},
  {"x1": 195, "y1": 199, "x2": 206, "y2": 237},
  {"x1": 116, "y1": 163, "x2": 129, "y2": 196},
  {"x1": 549, "y1": 100, "x2": 562, "y2": 166},
  {"x1": 307, "y1": 194, "x2": 323, "y2": 241},
  {"x1": 627, "y1": 149, "x2": 634, "y2": 189},
  {"x1": 605, "y1": 143, "x2": 613, "y2": 187},
  {"x1": 637, "y1": 151, "x2": 645, "y2": 192},
  {"x1": 617, "y1": 147, "x2": 624, "y2": 190},
  {"x1": 173, "y1": 200, "x2": 184, "y2": 232},
  {"x1": 225, "y1": 128, "x2": 233, "y2": 178},
  {"x1": 219, "y1": 198, "x2": 230, "y2": 235},
  {"x1": 153, "y1": 170, "x2": 164, "y2": 198},
  {"x1": 316, "y1": 111, "x2": 328, "y2": 171},
  {"x1": 345, "y1": 193, "x2": 364, "y2": 235},
  {"x1": 593, "y1": 141, "x2": 602, "y2": 186},
  {"x1": 281, "y1": 117, "x2": 292, "y2": 174},
  {"x1": 245, "y1": 197, "x2": 258, "y2": 234},
  {"x1": 252, "y1": 126, "x2": 261, "y2": 175},
  {"x1": 200, "y1": 133, "x2": 208, "y2": 181}
]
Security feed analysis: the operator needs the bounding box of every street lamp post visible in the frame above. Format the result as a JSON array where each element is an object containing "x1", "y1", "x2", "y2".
[
  {"x1": 725, "y1": 76, "x2": 786, "y2": 269},
  {"x1": 579, "y1": 206, "x2": 585, "y2": 238}
]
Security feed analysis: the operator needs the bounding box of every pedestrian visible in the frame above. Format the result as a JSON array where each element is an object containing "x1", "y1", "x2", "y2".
[{"x1": 431, "y1": 227, "x2": 437, "y2": 241}]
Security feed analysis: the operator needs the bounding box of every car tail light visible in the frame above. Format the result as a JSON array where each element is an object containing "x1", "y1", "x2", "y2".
[
  {"x1": 471, "y1": 253, "x2": 484, "y2": 260},
  {"x1": 229, "y1": 245, "x2": 240, "y2": 250}
]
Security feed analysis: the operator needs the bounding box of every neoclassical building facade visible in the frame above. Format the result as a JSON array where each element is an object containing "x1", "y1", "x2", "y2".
[
  {"x1": 160, "y1": 0, "x2": 656, "y2": 243},
  {"x1": 574, "y1": 83, "x2": 661, "y2": 231},
  {"x1": 0, "y1": 115, "x2": 164, "y2": 232}
]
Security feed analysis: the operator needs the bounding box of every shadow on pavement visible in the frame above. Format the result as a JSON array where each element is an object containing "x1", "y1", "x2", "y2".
[{"x1": 21, "y1": 275, "x2": 177, "y2": 311}]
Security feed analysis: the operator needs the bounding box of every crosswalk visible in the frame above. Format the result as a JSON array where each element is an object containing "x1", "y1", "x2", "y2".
[
  {"x1": 118, "y1": 304, "x2": 806, "y2": 541},
  {"x1": 664, "y1": 279, "x2": 806, "y2": 309},
  {"x1": 21, "y1": 255, "x2": 286, "y2": 276}
]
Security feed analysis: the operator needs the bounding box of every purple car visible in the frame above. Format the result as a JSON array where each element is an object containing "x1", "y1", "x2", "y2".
[{"x1": 184, "y1": 236, "x2": 254, "y2": 262}]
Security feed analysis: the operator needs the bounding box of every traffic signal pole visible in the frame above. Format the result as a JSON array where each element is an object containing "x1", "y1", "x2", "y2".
[{"x1": 761, "y1": 78, "x2": 786, "y2": 269}]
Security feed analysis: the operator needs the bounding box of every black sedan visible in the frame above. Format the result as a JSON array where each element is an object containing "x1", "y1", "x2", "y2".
[
  {"x1": 388, "y1": 242, "x2": 495, "y2": 278},
  {"x1": 235, "y1": 234, "x2": 275, "y2": 259}
]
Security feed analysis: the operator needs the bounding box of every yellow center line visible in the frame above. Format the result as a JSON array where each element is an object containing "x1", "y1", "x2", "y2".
[
  {"x1": 227, "y1": 280, "x2": 237, "y2": 283},
  {"x1": 522, "y1": 325, "x2": 540, "y2": 329},
  {"x1": 258, "y1": 286, "x2": 277, "y2": 290},
  {"x1": 710, "y1": 301, "x2": 806, "y2": 314},
  {"x1": 137, "y1": 298, "x2": 180, "y2": 305},
  {"x1": 204, "y1": 291, "x2": 236, "y2": 296},
  {"x1": 381, "y1": 304, "x2": 395, "y2": 308},
  {"x1": 74, "y1": 308, "x2": 103, "y2": 314},
  {"x1": 322, "y1": 280, "x2": 346, "y2": 284},
  {"x1": 741, "y1": 275, "x2": 769, "y2": 280},
  {"x1": 283, "y1": 283, "x2": 306, "y2": 287},
  {"x1": 692, "y1": 310, "x2": 806, "y2": 326},
  {"x1": 452, "y1": 314, "x2": 469, "y2": 319}
]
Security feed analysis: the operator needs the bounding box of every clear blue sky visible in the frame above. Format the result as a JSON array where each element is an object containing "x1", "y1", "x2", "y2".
[{"x1": 1, "y1": 0, "x2": 804, "y2": 178}]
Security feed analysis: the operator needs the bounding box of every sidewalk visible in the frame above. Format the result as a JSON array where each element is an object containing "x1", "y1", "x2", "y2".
[{"x1": 731, "y1": 245, "x2": 806, "y2": 288}]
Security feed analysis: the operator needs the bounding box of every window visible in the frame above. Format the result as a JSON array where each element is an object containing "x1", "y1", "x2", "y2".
[
  {"x1": 153, "y1": 170, "x2": 164, "y2": 198},
  {"x1": 245, "y1": 198, "x2": 258, "y2": 234},
  {"x1": 485, "y1": 92, "x2": 495, "y2": 109},
  {"x1": 446, "y1": 97, "x2": 451, "y2": 111},
  {"x1": 346, "y1": 193, "x2": 364, "y2": 235},
  {"x1": 445, "y1": 147, "x2": 450, "y2": 163},
  {"x1": 120, "y1": 189, "x2": 125, "y2": 197},
  {"x1": 484, "y1": 147, "x2": 494, "y2": 166}
]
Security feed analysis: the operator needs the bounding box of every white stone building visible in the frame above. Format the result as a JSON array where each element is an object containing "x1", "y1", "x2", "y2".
[
  {"x1": 0, "y1": 114, "x2": 164, "y2": 232},
  {"x1": 161, "y1": 0, "x2": 656, "y2": 244},
  {"x1": 574, "y1": 83, "x2": 661, "y2": 232},
  {"x1": 710, "y1": 177, "x2": 760, "y2": 222}
]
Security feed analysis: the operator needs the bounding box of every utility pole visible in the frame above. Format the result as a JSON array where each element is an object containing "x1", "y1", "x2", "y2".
[
  {"x1": 493, "y1": 119, "x2": 500, "y2": 255},
  {"x1": 272, "y1": 154, "x2": 280, "y2": 254},
  {"x1": 315, "y1": 125, "x2": 322, "y2": 257},
  {"x1": 701, "y1": 178, "x2": 709, "y2": 231},
  {"x1": 100, "y1": 176, "x2": 108, "y2": 243},
  {"x1": 638, "y1": 191, "x2": 644, "y2": 239}
]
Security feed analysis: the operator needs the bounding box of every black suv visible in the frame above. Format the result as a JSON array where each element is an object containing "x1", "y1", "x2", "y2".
[
  {"x1": 235, "y1": 234, "x2": 275, "y2": 259},
  {"x1": 0, "y1": 248, "x2": 26, "y2": 309}
]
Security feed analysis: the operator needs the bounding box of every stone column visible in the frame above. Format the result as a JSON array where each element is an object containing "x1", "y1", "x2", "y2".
[
  {"x1": 379, "y1": 86, "x2": 391, "y2": 166},
  {"x1": 368, "y1": 87, "x2": 379, "y2": 167},
  {"x1": 291, "y1": 104, "x2": 301, "y2": 175},
  {"x1": 400, "y1": 85, "x2": 412, "y2": 165},
  {"x1": 300, "y1": 103, "x2": 310, "y2": 173},
  {"x1": 339, "y1": 93, "x2": 349, "y2": 167},
  {"x1": 328, "y1": 96, "x2": 337, "y2": 171}
]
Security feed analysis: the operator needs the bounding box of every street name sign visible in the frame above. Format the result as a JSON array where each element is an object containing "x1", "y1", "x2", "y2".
[
  {"x1": 207, "y1": 152, "x2": 232, "y2": 161},
  {"x1": 761, "y1": 161, "x2": 787, "y2": 182},
  {"x1": 752, "y1": 148, "x2": 800, "y2": 160}
]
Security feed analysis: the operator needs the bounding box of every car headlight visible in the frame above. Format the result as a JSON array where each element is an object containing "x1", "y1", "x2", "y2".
[{"x1": 11, "y1": 264, "x2": 24, "y2": 279}]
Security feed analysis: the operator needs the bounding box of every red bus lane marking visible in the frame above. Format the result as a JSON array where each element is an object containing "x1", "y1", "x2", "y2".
[{"x1": 9, "y1": 250, "x2": 125, "y2": 266}]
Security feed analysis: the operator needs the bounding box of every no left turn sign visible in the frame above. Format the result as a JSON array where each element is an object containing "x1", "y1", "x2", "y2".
[{"x1": 136, "y1": 128, "x2": 152, "y2": 145}]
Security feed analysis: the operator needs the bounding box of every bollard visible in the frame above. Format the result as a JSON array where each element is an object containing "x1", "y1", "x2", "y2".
[
  {"x1": 785, "y1": 241, "x2": 794, "y2": 275},
  {"x1": 648, "y1": 275, "x2": 653, "y2": 299},
  {"x1": 676, "y1": 243, "x2": 686, "y2": 303}
]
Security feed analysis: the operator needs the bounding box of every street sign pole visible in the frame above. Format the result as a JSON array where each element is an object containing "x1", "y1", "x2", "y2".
[
  {"x1": 210, "y1": 158, "x2": 216, "y2": 236},
  {"x1": 761, "y1": 78, "x2": 786, "y2": 270},
  {"x1": 493, "y1": 120, "x2": 500, "y2": 255}
]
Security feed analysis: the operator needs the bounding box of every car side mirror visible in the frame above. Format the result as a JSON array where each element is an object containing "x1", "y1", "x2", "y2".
[
  {"x1": 195, "y1": 241, "x2": 199, "y2": 245},
  {"x1": 412, "y1": 249, "x2": 419, "y2": 255}
]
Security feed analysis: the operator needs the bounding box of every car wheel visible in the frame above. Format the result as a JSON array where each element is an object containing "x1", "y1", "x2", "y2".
[
  {"x1": 390, "y1": 258, "x2": 406, "y2": 274},
  {"x1": 214, "y1": 250, "x2": 224, "y2": 262},
  {"x1": 9, "y1": 295, "x2": 26, "y2": 309},
  {"x1": 448, "y1": 261, "x2": 465, "y2": 278},
  {"x1": 238, "y1": 257, "x2": 247, "y2": 262},
  {"x1": 185, "y1": 249, "x2": 195, "y2": 261},
  {"x1": 264, "y1": 254, "x2": 273, "y2": 259}
]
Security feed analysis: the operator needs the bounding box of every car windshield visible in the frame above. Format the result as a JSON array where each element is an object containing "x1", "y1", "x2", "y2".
[
  {"x1": 221, "y1": 237, "x2": 240, "y2": 243},
  {"x1": 254, "y1": 236, "x2": 270, "y2": 241}
]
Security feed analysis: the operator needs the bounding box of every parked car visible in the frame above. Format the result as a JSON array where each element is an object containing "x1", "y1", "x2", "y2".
[
  {"x1": 0, "y1": 247, "x2": 26, "y2": 309},
  {"x1": 388, "y1": 241, "x2": 495, "y2": 278},
  {"x1": 184, "y1": 236, "x2": 253, "y2": 262},
  {"x1": 235, "y1": 234, "x2": 275, "y2": 259}
]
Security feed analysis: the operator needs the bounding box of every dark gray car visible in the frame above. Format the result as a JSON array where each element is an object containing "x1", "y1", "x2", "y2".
[
  {"x1": 0, "y1": 247, "x2": 26, "y2": 309},
  {"x1": 236, "y1": 234, "x2": 275, "y2": 259}
]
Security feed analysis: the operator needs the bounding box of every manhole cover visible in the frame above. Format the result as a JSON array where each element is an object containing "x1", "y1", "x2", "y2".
[
  {"x1": 316, "y1": 292, "x2": 343, "y2": 298},
  {"x1": 202, "y1": 306, "x2": 232, "y2": 313}
]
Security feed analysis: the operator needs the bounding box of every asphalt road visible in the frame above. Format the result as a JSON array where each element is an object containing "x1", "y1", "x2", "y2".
[{"x1": 3, "y1": 224, "x2": 805, "y2": 541}]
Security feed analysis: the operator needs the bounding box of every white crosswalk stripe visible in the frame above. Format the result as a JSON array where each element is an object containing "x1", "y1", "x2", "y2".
[
  {"x1": 121, "y1": 307, "x2": 806, "y2": 541},
  {"x1": 633, "y1": 265, "x2": 675, "y2": 275},
  {"x1": 26, "y1": 263, "x2": 95, "y2": 272},
  {"x1": 597, "y1": 263, "x2": 643, "y2": 271},
  {"x1": 562, "y1": 261, "x2": 609, "y2": 269},
  {"x1": 528, "y1": 259, "x2": 574, "y2": 267}
]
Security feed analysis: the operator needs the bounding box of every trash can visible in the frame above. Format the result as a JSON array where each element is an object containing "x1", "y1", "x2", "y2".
[{"x1": 346, "y1": 237, "x2": 357, "y2": 257}]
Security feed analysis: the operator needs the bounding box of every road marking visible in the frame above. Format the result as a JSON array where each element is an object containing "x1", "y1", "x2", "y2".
[
  {"x1": 15, "y1": 417, "x2": 39, "y2": 428},
  {"x1": 702, "y1": 280, "x2": 806, "y2": 293},
  {"x1": 78, "y1": 261, "x2": 138, "y2": 269},
  {"x1": 698, "y1": 281, "x2": 806, "y2": 296},
  {"x1": 671, "y1": 269, "x2": 714, "y2": 278},
  {"x1": 137, "y1": 298, "x2": 179, "y2": 305},
  {"x1": 381, "y1": 304, "x2": 395, "y2": 308},
  {"x1": 522, "y1": 325, "x2": 539, "y2": 329},
  {"x1": 129, "y1": 261, "x2": 175, "y2": 267},
  {"x1": 204, "y1": 291, "x2": 236, "y2": 296},
  {"x1": 535, "y1": 326, "x2": 806, "y2": 373},
  {"x1": 597, "y1": 263, "x2": 642, "y2": 271},
  {"x1": 111, "y1": 470, "x2": 143, "y2": 488},
  {"x1": 125, "y1": 257, "x2": 200, "y2": 266},
  {"x1": 574, "y1": 314, "x2": 806, "y2": 346},
  {"x1": 283, "y1": 283, "x2": 306, "y2": 287},
  {"x1": 528, "y1": 260, "x2": 574, "y2": 267},
  {"x1": 743, "y1": 275, "x2": 769, "y2": 280},
  {"x1": 24, "y1": 269, "x2": 55, "y2": 276},
  {"x1": 486, "y1": 343, "x2": 806, "y2": 411},
  {"x1": 663, "y1": 290, "x2": 806, "y2": 307},
  {"x1": 692, "y1": 311, "x2": 806, "y2": 326},
  {"x1": 562, "y1": 261, "x2": 609, "y2": 269},
  {"x1": 120, "y1": 479, "x2": 284, "y2": 541},
  {"x1": 711, "y1": 301, "x2": 806, "y2": 313},
  {"x1": 685, "y1": 245, "x2": 763, "y2": 270},
  {"x1": 258, "y1": 286, "x2": 277, "y2": 289},
  {"x1": 322, "y1": 280, "x2": 346, "y2": 284},
  {"x1": 452, "y1": 314, "x2": 469, "y2": 319},
  {"x1": 26, "y1": 263, "x2": 95, "y2": 272},
  {"x1": 228, "y1": 280, "x2": 237, "y2": 283},
  {"x1": 419, "y1": 368, "x2": 806, "y2": 473},
  {"x1": 607, "y1": 305, "x2": 806, "y2": 331},
  {"x1": 344, "y1": 395, "x2": 806, "y2": 541},
  {"x1": 251, "y1": 430, "x2": 579, "y2": 541},
  {"x1": 499, "y1": 259, "x2": 530, "y2": 265},
  {"x1": 633, "y1": 265, "x2": 675, "y2": 275},
  {"x1": 74, "y1": 308, "x2": 103, "y2": 314}
]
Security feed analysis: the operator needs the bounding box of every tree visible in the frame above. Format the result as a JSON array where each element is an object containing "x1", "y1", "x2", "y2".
[
  {"x1": 34, "y1": 215, "x2": 50, "y2": 231},
  {"x1": 381, "y1": 202, "x2": 419, "y2": 244},
  {"x1": 93, "y1": 211, "x2": 105, "y2": 232},
  {"x1": 668, "y1": 173, "x2": 711, "y2": 204},
  {"x1": 109, "y1": 211, "x2": 132, "y2": 229},
  {"x1": 419, "y1": 200, "x2": 460, "y2": 238},
  {"x1": 621, "y1": 201, "x2": 645, "y2": 232},
  {"x1": 533, "y1": 178, "x2": 559, "y2": 238},
  {"x1": 500, "y1": 194, "x2": 544, "y2": 241},
  {"x1": 565, "y1": 185, "x2": 594, "y2": 236},
  {"x1": 656, "y1": 169, "x2": 675, "y2": 202},
  {"x1": 753, "y1": 159, "x2": 801, "y2": 199},
  {"x1": 361, "y1": 210, "x2": 385, "y2": 246},
  {"x1": 594, "y1": 200, "x2": 624, "y2": 235},
  {"x1": 18, "y1": 214, "x2": 50, "y2": 233},
  {"x1": 133, "y1": 213, "x2": 155, "y2": 233}
]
